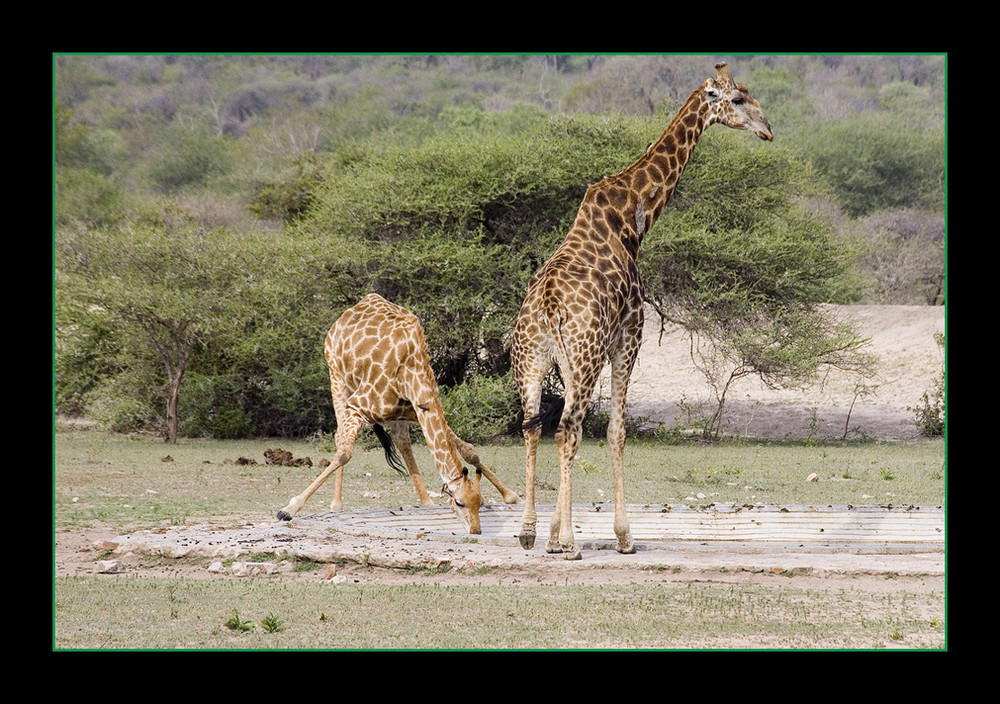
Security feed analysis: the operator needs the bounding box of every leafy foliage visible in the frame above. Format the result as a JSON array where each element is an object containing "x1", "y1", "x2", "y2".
[
  {"x1": 801, "y1": 115, "x2": 945, "y2": 217},
  {"x1": 53, "y1": 55, "x2": 946, "y2": 439}
]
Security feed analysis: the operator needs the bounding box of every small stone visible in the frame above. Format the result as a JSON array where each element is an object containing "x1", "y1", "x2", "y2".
[
  {"x1": 96, "y1": 560, "x2": 124, "y2": 574},
  {"x1": 806, "y1": 473, "x2": 819, "y2": 482},
  {"x1": 231, "y1": 561, "x2": 278, "y2": 577}
]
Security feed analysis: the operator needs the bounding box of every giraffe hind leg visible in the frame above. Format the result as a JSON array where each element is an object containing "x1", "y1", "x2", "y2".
[
  {"x1": 517, "y1": 383, "x2": 549, "y2": 550},
  {"x1": 390, "y1": 420, "x2": 434, "y2": 506},
  {"x1": 548, "y1": 399, "x2": 584, "y2": 561}
]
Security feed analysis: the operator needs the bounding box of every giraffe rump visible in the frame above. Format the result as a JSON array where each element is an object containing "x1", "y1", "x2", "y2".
[{"x1": 371, "y1": 423, "x2": 407, "y2": 475}]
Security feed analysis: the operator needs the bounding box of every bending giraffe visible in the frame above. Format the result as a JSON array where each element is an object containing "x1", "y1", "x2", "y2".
[
  {"x1": 277, "y1": 293, "x2": 519, "y2": 533},
  {"x1": 511, "y1": 63, "x2": 772, "y2": 559}
]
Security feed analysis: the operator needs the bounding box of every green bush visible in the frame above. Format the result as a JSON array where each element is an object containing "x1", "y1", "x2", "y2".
[
  {"x1": 55, "y1": 167, "x2": 129, "y2": 227},
  {"x1": 440, "y1": 372, "x2": 521, "y2": 443},
  {"x1": 147, "y1": 127, "x2": 234, "y2": 193},
  {"x1": 802, "y1": 115, "x2": 944, "y2": 217},
  {"x1": 179, "y1": 373, "x2": 254, "y2": 439}
]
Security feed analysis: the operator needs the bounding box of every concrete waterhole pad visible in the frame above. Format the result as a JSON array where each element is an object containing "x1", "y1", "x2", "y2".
[{"x1": 113, "y1": 502, "x2": 945, "y2": 578}]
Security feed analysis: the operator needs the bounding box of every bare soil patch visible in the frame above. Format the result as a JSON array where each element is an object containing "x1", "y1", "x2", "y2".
[
  {"x1": 55, "y1": 305, "x2": 945, "y2": 595},
  {"x1": 619, "y1": 304, "x2": 945, "y2": 441}
]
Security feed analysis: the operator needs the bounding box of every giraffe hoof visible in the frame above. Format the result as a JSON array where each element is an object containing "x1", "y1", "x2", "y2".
[
  {"x1": 617, "y1": 540, "x2": 636, "y2": 555},
  {"x1": 518, "y1": 530, "x2": 536, "y2": 550},
  {"x1": 617, "y1": 531, "x2": 636, "y2": 554},
  {"x1": 563, "y1": 548, "x2": 582, "y2": 561},
  {"x1": 276, "y1": 510, "x2": 292, "y2": 521}
]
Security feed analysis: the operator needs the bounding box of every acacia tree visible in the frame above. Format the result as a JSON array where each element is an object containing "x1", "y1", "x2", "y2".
[
  {"x1": 642, "y1": 132, "x2": 876, "y2": 438},
  {"x1": 56, "y1": 209, "x2": 260, "y2": 442}
]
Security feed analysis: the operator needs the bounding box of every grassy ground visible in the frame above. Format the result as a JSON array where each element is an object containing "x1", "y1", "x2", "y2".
[
  {"x1": 55, "y1": 574, "x2": 945, "y2": 650},
  {"x1": 54, "y1": 428, "x2": 945, "y2": 531},
  {"x1": 53, "y1": 427, "x2": 946, "y2": 650}
]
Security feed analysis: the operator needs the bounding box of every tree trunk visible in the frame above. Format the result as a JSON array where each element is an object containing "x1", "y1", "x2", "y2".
[
  {"x1": 165, "y1": 367, "x2": 184, "y2": 443},
  {"x1": 145, "y1": 324, "x2": 196, "y2": 444}
]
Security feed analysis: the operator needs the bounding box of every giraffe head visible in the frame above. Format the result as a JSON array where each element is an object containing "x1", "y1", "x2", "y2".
[
  {"x1": 702, "y1": 62, "x2": 773, "y2": 142},
  {"x1": 442, "y1": 467, "x2": 484, "y2": 534}
]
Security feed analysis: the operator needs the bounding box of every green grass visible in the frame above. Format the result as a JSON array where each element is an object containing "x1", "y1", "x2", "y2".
[
  {"x1": 54, "y1": 575, "x2": 945, "y2": 650},
  {"x1": 54, "y1": 428, "x2": 944, "y2": 532},
  {"x1": 53, "y1": 427, "x2": 946, "y2": 650}
]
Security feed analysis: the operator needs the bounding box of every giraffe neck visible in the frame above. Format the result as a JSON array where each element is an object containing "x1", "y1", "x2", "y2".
[
  {"x1": 581, "y1": 89, "x2": 712, "y2": 259},
  {"x1": 413, "y1": 393, "x2": 466, "y2": 488}
]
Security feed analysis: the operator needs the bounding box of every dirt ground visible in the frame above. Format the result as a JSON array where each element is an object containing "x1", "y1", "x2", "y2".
[{"x1": 55, "y1": 304, "x2": 946, "y2": 595}]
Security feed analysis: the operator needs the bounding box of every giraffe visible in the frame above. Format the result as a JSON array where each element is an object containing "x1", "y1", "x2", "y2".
[
  {"x1": 511, "y1": 62, "x2": 772, "y2": 559},
  {"x1": 277, "y1": 293, "x2": 519, "y2": 533}
]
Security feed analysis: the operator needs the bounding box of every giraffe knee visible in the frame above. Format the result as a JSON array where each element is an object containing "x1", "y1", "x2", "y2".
[{"x1": 333, "y1": 448, "x2": 353, "y2": 466}]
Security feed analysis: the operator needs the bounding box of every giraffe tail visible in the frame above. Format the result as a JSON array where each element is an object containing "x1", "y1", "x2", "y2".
[
  {"x1": 522, "y1": 396, "x2": 565, "y2": 433},
  {"x1": 371, "y1": 423, "x2": 406, "y2": 475}
]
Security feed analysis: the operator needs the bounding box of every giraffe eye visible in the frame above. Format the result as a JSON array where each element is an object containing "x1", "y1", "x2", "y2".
[
  {"x1": 732, "y1": 95, "x2": 745, "y2": 105},
  {"x1": 454, "y1": 500, "x2": 465, "y2": 509}
]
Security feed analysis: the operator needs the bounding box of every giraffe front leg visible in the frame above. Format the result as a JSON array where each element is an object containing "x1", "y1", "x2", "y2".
[
  {"x1": 607, "y1": 412, "x2": 635, "y2": 554},
  {"x1": 331, "y1": 465, "x2": 344, "y2": 511},
  {"x1": 277, "y1": 417, "x2": 359, "y2": 520},
  {"x1": 277, "y1": 449, "x2": 350, "y2": 520},
  {"x1": 448, "y1": 429, "x2": 519, "y2": 504},
  {"x1": 608, "y1": 347, "x2": 637, "y2": 554}
]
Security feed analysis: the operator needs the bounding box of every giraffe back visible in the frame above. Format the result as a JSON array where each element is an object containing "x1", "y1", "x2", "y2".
[{"x1": 326, "y1": 293, "x2": 430, "y2": 422}]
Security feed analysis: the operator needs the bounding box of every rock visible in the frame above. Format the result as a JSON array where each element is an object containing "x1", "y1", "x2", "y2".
[
  {"x1": 231, "y1": 561, "x2": 278, "y2": 577},
  {"x1": 207, "y1": 561, "x2": 226, "y2": 574},
  {"x1": 323, "y1": 564, "x2": 347, "y2": 583},
  {"x1": 96, "y1": 560, "x2": 124, "y2": 574},
  {"x1": 93, "y1": 539, "x2": 119, "y2": 551},
  {"x1": 806, "y1": 473, "x2": 819, "y2": 482}
]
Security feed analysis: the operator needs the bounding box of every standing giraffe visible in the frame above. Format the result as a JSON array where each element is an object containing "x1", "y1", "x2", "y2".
[
  {"x1": 277, "y1": 293, "x2": 519, "y2": 533},
  {"x1": 511, "y1": 62, "x2": 772, "y2": 559}
]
